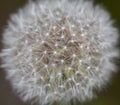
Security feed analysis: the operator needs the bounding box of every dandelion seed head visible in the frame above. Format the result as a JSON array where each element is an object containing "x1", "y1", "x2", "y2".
[{"x1": 0, "y1": 0, "x2": 119, "y2": 105}]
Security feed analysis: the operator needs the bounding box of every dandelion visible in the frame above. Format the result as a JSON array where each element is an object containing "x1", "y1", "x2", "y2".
[{"x1": 0, "y1": 0, "x2": 119, "y2": 105}]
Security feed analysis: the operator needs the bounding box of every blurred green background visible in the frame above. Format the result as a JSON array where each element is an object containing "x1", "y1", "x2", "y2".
[{"x1": 0, "y1": 0, "x2": 120, "y2": 105}]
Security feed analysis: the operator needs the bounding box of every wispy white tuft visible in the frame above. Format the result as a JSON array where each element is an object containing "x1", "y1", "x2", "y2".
[{"x1": 0, "y1": 0, "x2": 119, "y2": 105}]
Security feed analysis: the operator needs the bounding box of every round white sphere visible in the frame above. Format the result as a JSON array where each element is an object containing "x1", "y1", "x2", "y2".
[{"x1": 0, "y1": 0, "x2": 119, "y2": 105}]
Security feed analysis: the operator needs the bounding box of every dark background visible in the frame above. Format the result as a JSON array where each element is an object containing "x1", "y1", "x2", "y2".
[{"x1": 0, "y1": 0, "x2": 120, "y2": 105}]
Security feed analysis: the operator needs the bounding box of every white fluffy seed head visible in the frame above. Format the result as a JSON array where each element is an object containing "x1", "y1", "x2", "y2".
[{"x1": 0, "y1": 0, "x2": 119, "y2": 105}]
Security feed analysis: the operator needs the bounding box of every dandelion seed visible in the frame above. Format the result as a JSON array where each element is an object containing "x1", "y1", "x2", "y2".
[
  {"x1": 68, "y1": 67, "x2": 72, "y2": 70},
  {"x1": 61, "y1": 26, "x2": 65, "y2": 30},
  {"x1": 53, "y1": 26, "x2": 57, "y2": 30},
  {"x1": 60, "y1": 59, "x2": 65, "y2": 64},
  {"x1": 53, "y1": 51, "x2": 57, "y2": 55},
  {"x1": 44, "y1": 64, "x2": 48, "y2": 68},
  {"x1": 41, "y1": 40, "x2": 45, "y2": 44},
  {"x1": 43, "y1": 50, "x2": 47, "y2": 54},
  {"x1": 61, "y1": 35, "x2": 65, "y2": 39},
  {"x1": 79, "y1": 45, "x2": 83, "y2": 49},
  {"x1": 45, "y1": 33, "x2": 49, "y2": 36},
  {"x1": 51, "y1": 63, "x2": 56, "y2": 67},
  {"x1": 71, "y1": 25, "x2": 75, "y2": 28},
  {"x1": 70, "y1": 39, "x2": 75, "y2": 43},
  {"x1": 72, "y1": 54, "x2": 77, "y2": 58},
  {"x1": 63, "y1": 46, "x2": 67, "y2": 50},
  {"x1": 72, "y1": 33, "x2": 76, "y2": 37}
]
